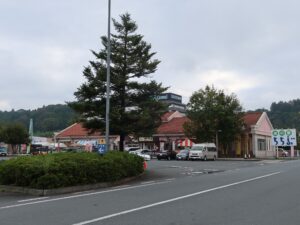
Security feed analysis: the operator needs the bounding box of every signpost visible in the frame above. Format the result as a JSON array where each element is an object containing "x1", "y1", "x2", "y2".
[
  {"x1": 271, "y1": 129, "x2": 297, "y2": 158},
  {"x1": 98, "y1": 144, "x2": 106, "y2": 154},
  {"x1": 98, "y1": 138, "x2": 107, "y2": 154}
]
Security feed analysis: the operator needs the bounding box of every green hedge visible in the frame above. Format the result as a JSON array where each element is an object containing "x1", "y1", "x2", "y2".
[{"x1": 0, "y1": 151, "x2": 144, "y2": 189}]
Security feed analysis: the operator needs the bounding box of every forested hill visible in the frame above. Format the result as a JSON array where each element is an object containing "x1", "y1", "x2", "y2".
[
  {"x1": 0, "y1": 104, "x2": 77, "y2": 136},
  {"x1": 253, "y1": 99, "x2": 300, "y2": 131}
]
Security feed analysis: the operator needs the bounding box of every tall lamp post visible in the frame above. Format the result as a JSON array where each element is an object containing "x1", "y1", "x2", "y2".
[
  {"x1": 105, "y1": 0, "x2": 111, "y2": 152},
  {"x1": 216, "y1": 130, "x2": 222, "y2": 155}
]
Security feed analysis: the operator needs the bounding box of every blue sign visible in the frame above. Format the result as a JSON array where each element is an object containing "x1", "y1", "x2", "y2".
[{"x1": 98, "y1": 144, "x2": 107, "y2": 154}]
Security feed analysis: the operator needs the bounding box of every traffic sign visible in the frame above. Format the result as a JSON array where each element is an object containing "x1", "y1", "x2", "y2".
[
  {"x1": 99, "y1": 139, "x2": 106, "y2": 144},
  {"x1": 271, "y1": 129, "x2": 297, "y2": 146},
  {"x1": 97, "y1": 144, "x2": 106, "y2": 154}
]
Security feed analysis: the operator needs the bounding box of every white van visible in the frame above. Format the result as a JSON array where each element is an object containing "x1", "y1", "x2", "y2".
[{"x1": 189, "y1": 143, "x2": 217, "y2": 161}]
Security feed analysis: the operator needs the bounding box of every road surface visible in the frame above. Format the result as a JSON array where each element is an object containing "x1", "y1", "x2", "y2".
[{"x1": 0, "y1": 159, "x2": 299, "y2": 225}]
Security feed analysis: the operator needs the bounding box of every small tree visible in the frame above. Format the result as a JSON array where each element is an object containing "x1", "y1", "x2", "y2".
[
  {"x1": 69, "y1": 13, "x2": 167, "y2": 151},
  {"x1": 184, "y1": 86, "x2": 244, "y2": 156},
  {"x1": 1, "y1": 123, "x2": 29, "y2": 154}
]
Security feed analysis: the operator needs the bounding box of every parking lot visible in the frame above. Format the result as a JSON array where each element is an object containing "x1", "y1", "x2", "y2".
[{"x1": 135, "y1": 158, "x2": 268, "y2": 183}]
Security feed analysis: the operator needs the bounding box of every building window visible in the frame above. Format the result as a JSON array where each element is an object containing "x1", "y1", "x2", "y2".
[
  {"x1": 170, "y1": 94, "x2": 182, "y2": 101},
  {"x1": 158, "y1": 95, "x2": 167, "y2": 100},
  {"x1": 258, "y1": 139, "x2": 266, "y2": 151},
  {"x1": 169, "y1": 104, "x2": 185, "y2": 110}
]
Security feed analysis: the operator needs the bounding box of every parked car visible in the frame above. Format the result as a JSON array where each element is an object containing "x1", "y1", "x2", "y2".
[
  {"x1": 130, "y1": 149, "x2": 152, "y2": 155},
  {"x1": 125, "y1": 147, "x2": 140, "y2": 152},
  {"x1": 30, "y1": 144, "x2": 49, "y2": 155},
  {"x1": 176, "y1": 149, "x2": 189, "y2": 160},
  {"x1": 157, "y1": 150, "x2": 177, "y2": 160},
  {"x1": 128, "y1": 149, "x2": 151, "y2": 161},
  {"x1": 278, "y1": 148, "x2": 289, "y2": 157},
  {"x1": 136, "y1": 152, "x2": 151, "y2": 161},
  {"x1": 189, "y1": 143, "x2": 217, "y2": 160},
  {"x1": 0, "y1": 147, "x2": 7, "y2": 156}
]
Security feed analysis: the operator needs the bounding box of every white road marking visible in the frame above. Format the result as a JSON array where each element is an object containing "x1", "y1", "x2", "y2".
[
  {"x1": 165, "y1": 178, "x2": 175, "y2": 181},
  {"x1": 112, "y1": 185, "x2": 130, "y2": 189},
  {"x1": 18, "y1": 197, "x2": 49, "y2": 203},
  {"x1": 0, "y1": 181, "x2": 171, "y2": 210},
  {"x1": 141, "y1": 181, "x2": 156, "y2": 185},
  {"x1": 73, "y1": 171, "x2": 281, "y2": 225}
]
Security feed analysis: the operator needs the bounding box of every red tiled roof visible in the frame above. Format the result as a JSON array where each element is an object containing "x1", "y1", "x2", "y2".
[
  {"x1": 157, "y1": 117, "x2": 190, "y2": 134},
  {"x1": 161, "y1": 111, "x2": 176, "y2": 122},
  {"x1": 243, "y1": 112, "x2": 263, "y2": 128},
  {"x1": 56, "y1": 123, "x2": 101, "y2": 138}
]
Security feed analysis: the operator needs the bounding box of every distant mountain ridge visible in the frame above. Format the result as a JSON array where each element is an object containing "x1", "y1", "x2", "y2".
[{"x1": 0, "y1": 104, "x2": 77, "y2": 136}]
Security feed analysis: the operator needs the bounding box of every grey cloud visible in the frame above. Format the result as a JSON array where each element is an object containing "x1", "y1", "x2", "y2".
[{"x1": 1, "y1": 0, "x2": 300, "y2": 110}]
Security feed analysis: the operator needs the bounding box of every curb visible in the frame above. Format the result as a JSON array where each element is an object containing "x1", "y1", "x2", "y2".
[
  {"x1": 217, "y1": 158, "x2": 260, "y2": 161},
  {"x1": 0, "y1": 174, "x2": 144, "y2": 196}
]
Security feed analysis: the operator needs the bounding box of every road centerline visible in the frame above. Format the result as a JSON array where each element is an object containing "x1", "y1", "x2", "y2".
[{"x1": 72, "y1": 171, "x2": 281, "y2": 225}]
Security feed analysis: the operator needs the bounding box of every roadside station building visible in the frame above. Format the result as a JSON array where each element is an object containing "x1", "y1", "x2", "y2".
[
  {"x1": 152, "y1": 111, "x2": 192, "y2": 151},
  {"x1": 232, "y1": 112, "x2": 275, "y2": 158},
  {"x1": 55, "y1": 111, "x2": 275, "y2": 158},
  {"x1": 54, "y1": 123, "x2": 119, "y2": 151}
]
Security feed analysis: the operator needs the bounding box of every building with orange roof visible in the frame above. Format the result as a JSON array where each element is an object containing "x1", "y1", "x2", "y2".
[
  {"x1": 55, "y1": 111, "x2": 275, "y2": 158},
  {"x1": 55, "y1": 123, "x2": 119, "y2": 151},
  {"x1": 153, "y1": 111, "x2": 275, "y2": 158},
  {"x1": 152, "y1": 111, "x2": 193, "y2": 151},
  {"x1": 231, "y1": 111, "x2": 275, "y2": 158}
]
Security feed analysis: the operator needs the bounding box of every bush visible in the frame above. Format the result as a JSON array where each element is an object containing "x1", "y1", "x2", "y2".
[{"x1": 0, "y1": 151, "x2": 144, "y2": 189}]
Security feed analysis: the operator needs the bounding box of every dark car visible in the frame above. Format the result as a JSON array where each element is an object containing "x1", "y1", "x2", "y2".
[
  {"x1": 176, "y1": 149, "x2": 189, "y2": 160},
  {"x1": 0, "y1": 147, "x2": 7, "y2": 156},
  {"x1": 157, "y1": 150, "x2": 177, "y2": 160}
]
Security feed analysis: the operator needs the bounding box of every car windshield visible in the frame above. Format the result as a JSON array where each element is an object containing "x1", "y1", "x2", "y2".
[
  {"x1": 191, "y1": 146, "x2": 204, "y2": 151},
  {"x1": 179, "y1": 150, "x2": 188, "y2": 154}
]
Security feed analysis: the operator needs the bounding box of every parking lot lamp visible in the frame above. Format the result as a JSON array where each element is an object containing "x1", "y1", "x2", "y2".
[{"x1": 105, "y1": 0, "x2": 111, "y2": 152}]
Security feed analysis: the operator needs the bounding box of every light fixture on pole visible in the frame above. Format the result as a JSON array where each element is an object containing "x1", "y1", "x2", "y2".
[{"x1": 105, "y1": 0, "x2": 111, "y2": 152}]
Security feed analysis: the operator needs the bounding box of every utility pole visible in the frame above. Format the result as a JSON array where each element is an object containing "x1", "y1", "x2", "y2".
[
  {"x1": 27, "y1": 118, "x2": 33, "y2": 154},
  {"x1": 105, "y1": 0, "x2": 111, "y2": 153}
]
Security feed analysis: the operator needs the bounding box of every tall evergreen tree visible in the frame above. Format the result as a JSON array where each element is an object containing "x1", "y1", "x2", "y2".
[{"x1": 69, "y1": 13, "x2": 167, "y2": 151}]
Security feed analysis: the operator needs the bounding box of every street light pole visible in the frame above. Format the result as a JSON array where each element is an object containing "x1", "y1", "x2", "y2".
[
  {"x1": 216, "y1": 131, "x2": 218, "y2": 153},
  {"x1": 216, "y1": 130, "x2": 222, "y2": 155},
  {"x1": 105, "y1": 0, "x2": 111, "y2": 152}
]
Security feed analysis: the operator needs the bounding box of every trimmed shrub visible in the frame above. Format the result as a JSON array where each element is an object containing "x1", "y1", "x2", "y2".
[{"x1": 0, "y1": 151, "x2": 144, "y2": 189}]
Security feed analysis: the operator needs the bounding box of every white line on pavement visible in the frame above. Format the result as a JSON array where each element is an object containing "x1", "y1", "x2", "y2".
[
  {"x1": 0, "y1": 181, "x2": 171, "y2": 210},
  {"x1": 165, "y1": 178, "x2": 175, "y2": 181},
  {"x1": 72, "y1": 171, "x2": 281, "y2": 225},
  {"x1": 140, "y1": 181, "x2": 156, "y2": 185},
  {"x1": 18, "y1": 197, "x2": 49, "y2": 203}
]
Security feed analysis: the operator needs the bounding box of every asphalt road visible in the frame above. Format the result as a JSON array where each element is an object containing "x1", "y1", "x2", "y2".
[{"x1": 0, "y1": 159, "x2": 299, "y2": 225}]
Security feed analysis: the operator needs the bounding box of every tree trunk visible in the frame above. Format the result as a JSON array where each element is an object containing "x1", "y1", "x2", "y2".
[{"x1": 119, "y1": 133, "x2": 125, "y2": 151}]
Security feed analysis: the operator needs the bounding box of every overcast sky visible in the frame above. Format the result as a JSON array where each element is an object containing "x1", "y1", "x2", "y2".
[{"x1": 1, "y1": 0, "x2": 299, "y2": 111}]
